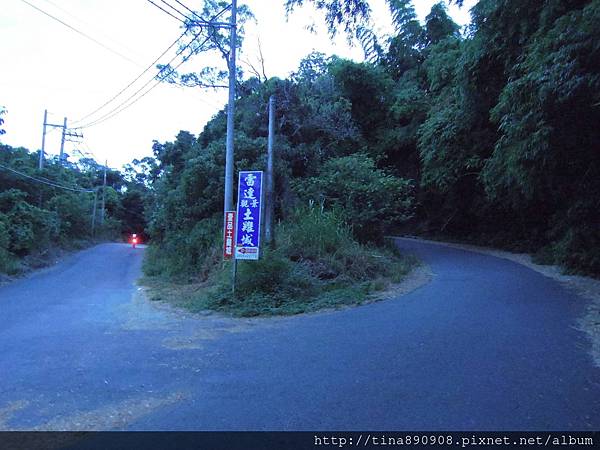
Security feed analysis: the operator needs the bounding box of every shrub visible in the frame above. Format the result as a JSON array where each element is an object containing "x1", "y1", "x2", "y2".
[
  {"x1": 153, "y1": 205, "x2": 416, "y2": 317},
  {"x1": 277, "y1": 206, "x2": 353, "y2": 261},
  {"x1": 143, "y1": 216, "x2": 222, "y2": 280},
  {"x1": 293, "y1": 154, "x2": 414, "y2": 243},
  {"x1": 96, "y1": 217, "x2": 123, "y2": 241},
  {"x1": 46, "y1": 193, "x2": 91, "y2": 239},
  {"x1": 0, "y1": 214, "x2": 19, "y2": 274},
  {"x1": 0, "y1": 189, "x2": 59, "y2": 255}
]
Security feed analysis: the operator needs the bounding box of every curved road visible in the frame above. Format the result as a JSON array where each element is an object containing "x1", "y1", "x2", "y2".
[{"x1": 0, "y1": 240, "x2": 598, "y2": 430}]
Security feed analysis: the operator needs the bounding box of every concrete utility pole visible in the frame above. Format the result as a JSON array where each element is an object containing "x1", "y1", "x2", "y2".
[
  {"x1": 59, "y1": 117, "x2": 67, "y2": 164},
  {"x1": 40, "y1": 109, "x2": 47, "y2": 170},
  {"x1": 224, "y1": 0, "x2": 238, "y2": 292},
  {"x1": 224, "y1": 0, "x2": 237, "y2": 213},
  {"x1": 91, "y1": 188, "x2": 98, "y2": 237},
  {"x1": 265, "y1": 95, "x2": 275, "y2": 246},
  {"x1": 62, "y1": 129, "x2": 83, "y2": 166},
  {"x1": 40, "y1": 110, "x2": 78, "y2": 169},
  {"x1": 100, "y1": 161, "x2": 107, "y2": 225}
]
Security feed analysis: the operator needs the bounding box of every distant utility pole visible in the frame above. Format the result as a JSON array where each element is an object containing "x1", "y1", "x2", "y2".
[
  {"x1": 265, "y1": 95, "x2": 275, "y2": 246},
  {"x1": 100, "y1": 160, "x2": 107, "y2": 225},
  {"x1": 91, "y1": 188, "x2": 98, "y2": 237},
  {"x1": 40, "y1": 110, "x2": 81, "y2": 168},
  {"x1": 63, "y1": 129, "x2": 83, "y2": 165},
  {"x1": 40, "y1": 109, "x2": 47, "y2": 170},
  {"x1": 59, "y1": 117, "x2": 67, "y2": 163}
]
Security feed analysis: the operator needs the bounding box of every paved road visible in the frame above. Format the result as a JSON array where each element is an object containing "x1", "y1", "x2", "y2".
[{"x1": 0, "y1": 240, "x2": 598, "y2": 431}]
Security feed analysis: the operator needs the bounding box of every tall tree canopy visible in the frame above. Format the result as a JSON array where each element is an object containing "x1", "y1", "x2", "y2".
[{"x1": 142, "y1": 0, "x2": 600, "y2": 276}]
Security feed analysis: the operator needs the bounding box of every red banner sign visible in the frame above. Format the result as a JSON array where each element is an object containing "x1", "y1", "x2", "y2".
[{"x1": 223, "y1": 211, "x2": 236, "y2": 259}]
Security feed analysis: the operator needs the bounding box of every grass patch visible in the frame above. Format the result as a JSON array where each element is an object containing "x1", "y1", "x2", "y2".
[{"x1": 142, "y1": 207, "x2": 417, "y2": 317}]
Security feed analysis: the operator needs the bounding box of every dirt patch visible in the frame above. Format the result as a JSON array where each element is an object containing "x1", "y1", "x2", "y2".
[
  {"x1": 119, "y1": 288, "x2": 189, "y2": 331},
  {"x1": 161, "y1": 324, "x2": 258, "y2": 350},
  {"x1": 0, "y1": 400, "x2": 29, "y2": 430},
  {"x1": 396, "y1": 237, "x2": 600, "y2": 367},
  {"x1": 124, "y1": 286, "x2": 269, "y2": 350},
  {"x1": 32, "y1": 392, "x2": 187, "y2": 431},
  {"x1": 369, "y1": 263, "x2": 433, "y2": 302}
]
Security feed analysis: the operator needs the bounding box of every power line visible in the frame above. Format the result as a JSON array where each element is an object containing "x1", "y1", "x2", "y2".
[
  {"x1": 172, "y1": 0, "x2": 200, "y2": 19},
  {"x1": 147, "y1": 0, "x2": 232, "y2": 28},
  {"x1": 71, "y1": 139, "x2": 101, "y2": 165},
  {"x1": 174, "y1": 1, "x2": 232, "y2": 24},
  {"x1": 159, "y1": 0, "x2": 190, "y2": 22},
  {"x1": 146, "y1": 0, "x2": 187, "y2": 24},
  {"x1": 80, "y1": 140, "x2": 109, "y2": 169},
  {"x1": 164, "y1": 78, "x2": 226, "y2": 109},
  {"x1": 19, "y1": 0, "x2": 141, "y2": 67},
  {"x1": 0, "y1": 162, "x2": 94, "y2": 193},
  {"x1": 39, "y1": 0, "x2": 145, "y2": 63},
  {"x1": 74, "y1": 32, "x2": 212, "y2": 129},
  {"x1": 72, "y1": 4, "x2": 230, "y2": 129},
  {"x1": 72, "y1": 2, "x2": 232, "y2": 127},
  {"x1": 80, "y1": 141, "x2": 99, "y2": 160},
  {"x1": 71, "y1": 29, "x2": 188, "y2": 126}
]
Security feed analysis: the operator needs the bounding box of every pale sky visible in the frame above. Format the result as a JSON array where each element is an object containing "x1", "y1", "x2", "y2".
[{"x1": 0, "y1": 0, "x2": 475, "y2": 169}]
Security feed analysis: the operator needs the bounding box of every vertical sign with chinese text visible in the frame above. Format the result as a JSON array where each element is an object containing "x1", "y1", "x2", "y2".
[
  {"x1": 234, "y1": 171, "x2": 263, "y2": 260},
  {"x1": 223, "y1": 211, "x2": 236, "y2": 259}
]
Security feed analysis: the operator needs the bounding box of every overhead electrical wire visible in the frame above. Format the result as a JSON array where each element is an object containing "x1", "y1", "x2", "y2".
[
  {"x1": 72, "y1": 140, "x2": 96, "y2": 161},
  {"x1": 80, "y1": 140, "x2": 112, "y2": 170},
  {"x1": 172, "y1": 0, "x2": 201, "y2": 19},
  {"x1": 80, "y1": 141, "x2": 99, "y2": 161},
  {"x1": 145, "y1": 0, "x2": 187, "y2": 24},
  {"x1": 71, "y1": 29, "x2": 188, "y2": 126},
  {"x1": 70, "y1": 2, "x2": 232, "y2": 129},
  {"x1": 39, "y1": 0, "x2": 146, "y2": 63},
  {"x1": 19, "y1": 0, "x2": 141, "y2": 67},
  {"x1": 148, "y1": 0, "x2": 232, "y2": 28},
  {"x1": 158, "y1": 0, "x2": 190, "y2": 22},
  {"x1": 0, "y1": 162, "x2": 95, "y2": 193},
  {"x1": 173, "y1": 1, "x2": 232, "y2": 24},
  {"x1": 74, "y1": 31, "x2": 213, "y2": 129}
]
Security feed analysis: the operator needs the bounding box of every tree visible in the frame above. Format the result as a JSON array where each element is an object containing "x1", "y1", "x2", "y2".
[
  {"x1": 422, "y1": 2, "x2": 460, "y2": 47},
  {"x1": 329, "y1": 59, "x2": 394, "y2": 141},
  {"x1": 294, "y1": 154, "x2": 414, "y2": 242},
  {"x1": 483, "y1": 0, "x2": 600, "y2": 206},
  {"x1": 142, "y1": 0, "x2": 600, "y2": 278},
  {"x1": 156, "y1": 0, "x2": 253, "y2": 89},
  {"x1": 0, "y1": 141, "x2": 151, "y2": 273},
  {"x1": 285, "y1": 0, "x2": 371, "y2": 37}
]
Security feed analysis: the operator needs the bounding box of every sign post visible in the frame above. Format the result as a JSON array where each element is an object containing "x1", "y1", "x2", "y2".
[
  {"x1": 234, "y1": 171, "x2": 263, "y2": 261},
  {"x1": 223, "y1": 211, "x2": 236, "y2": 260}
]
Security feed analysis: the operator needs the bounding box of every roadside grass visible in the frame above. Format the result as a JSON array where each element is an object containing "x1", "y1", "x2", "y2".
[{"x1": 141, "y1": 207, "x2": 417, "y2": 317}]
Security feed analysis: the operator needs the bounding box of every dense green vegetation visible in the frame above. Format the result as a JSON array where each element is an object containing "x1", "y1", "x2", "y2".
[
  {"x1": 5, "y1": 0, "x2": 597, "y2": 301},
  {"x1": 0, "y1": 143, "x2": 148, "y2": 275},
  {"x1": 141, "y1": 111, "x2": 417, "y2": 313},
  {"x1": 285, "y1": 0, "x2": 600, "y2": 274},
  {"x1": 144, "y1": 206, "x2": 415, "y2": 316},
  {"x1": 141, "y1": 0, "x2": 599, "y2": 316}
]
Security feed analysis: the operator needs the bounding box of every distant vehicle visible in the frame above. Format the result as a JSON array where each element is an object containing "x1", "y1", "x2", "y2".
[{"x1": 131, "y1": 233, "x2": 139, "y2": 249}]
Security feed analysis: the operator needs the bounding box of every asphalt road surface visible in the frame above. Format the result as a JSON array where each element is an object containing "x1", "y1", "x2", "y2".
[{"x1": 0, "y1": 240, "x2": 598, "y2": 431}]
